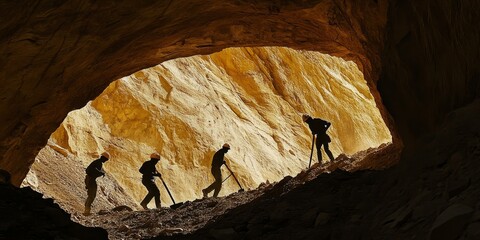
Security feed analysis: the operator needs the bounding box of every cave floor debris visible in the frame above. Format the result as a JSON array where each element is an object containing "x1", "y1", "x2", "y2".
[{"x1": 74, "y1": 144, "x2": 397, "y2": 240}]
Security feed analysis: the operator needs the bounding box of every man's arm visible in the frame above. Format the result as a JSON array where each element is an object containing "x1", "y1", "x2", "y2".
[
  {"x1": 93, "y1": 161, "x2": 105, "y2": 176},
  {"x1": 325, "y1": 121, "x2": 331, "y2": 130},
  {"x1": 95, "y1": 167, "x2": 105, "y2": 176},
  {"x1": 153, "y1": 168, "x2": 161, "y2": 177}
]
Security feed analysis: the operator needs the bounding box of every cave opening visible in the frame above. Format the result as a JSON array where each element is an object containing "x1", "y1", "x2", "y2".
[{"x1": 22, "y1": 46, "x2": 394, "y2": 235}]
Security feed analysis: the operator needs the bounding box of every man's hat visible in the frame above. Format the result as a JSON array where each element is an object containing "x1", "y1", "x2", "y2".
[
  {"x1": 100, "y1": 152, "x2": 110, "y2": 159},
  {"x1": 223, "y1": 143, "x2": 230, "y2": 149},
  {"x1": 150, "y1": 153, "x2": 161, "y2": 160}
]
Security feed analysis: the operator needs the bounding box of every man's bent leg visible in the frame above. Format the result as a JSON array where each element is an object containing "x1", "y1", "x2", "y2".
[
  {"x1": 141, "y1": 178, "x2": 153, "y2": 209},
  {"x1": 324, "y1": 143, "x2": 334, "y2": 162},
  {"x1": 141, "y1": 192, "x2": 153, "y2": 209},
  {"x1": 154, "y1": 191, "x2": 161, "y2": 208},
  {"x1": 212, "y1": 170, "x2": 222, "y2": 197},
  {"x1": 142, "y1": 179, "x2": 160, "y2": 209},
  {"x1": 146, "y1": 181, "x2": 160, "y2": 208},
  {"x1": 204, "y1": 168, "x2": 221, "y2": 196},
  {"x1": 84, "y1": 177, "x2": 97, "y2": 215},
  {"x1": 315, "y1": 140, "x2": 323, "y2": 163}
]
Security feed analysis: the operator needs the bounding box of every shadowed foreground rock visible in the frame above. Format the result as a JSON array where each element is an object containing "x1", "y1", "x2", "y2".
[
  {"x1": 0, "y1": 183, "x2": 107, "y2": 239},
  {"x1": 144, "y1": 100, "x2": 479, "y2": 240}
]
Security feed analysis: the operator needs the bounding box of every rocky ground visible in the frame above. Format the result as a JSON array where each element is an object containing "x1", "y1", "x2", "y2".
[
  {"x1": 74, "y1": 143, "x2": 400, "y2": 240},
  {"x1": 72, "y1": 101, "x2": 480, "y2": 240},
  {"x1": 3, "y1": 101, "x2": 479, "y2": 240}
]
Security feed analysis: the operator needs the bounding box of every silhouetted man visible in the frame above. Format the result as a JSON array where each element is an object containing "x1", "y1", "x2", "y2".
[
  {"x1": 303, "y1": 114, "x2": 335, "y2": 163},
  {"x1": 139, "y1": 153, "x2": 162, "y2": 209},
  {"x1": 84, "y1": 152, "x2": 109, "y2": 215},
  {"x1": 202, "y1": 143, "x2": 230, "y2": 198}
]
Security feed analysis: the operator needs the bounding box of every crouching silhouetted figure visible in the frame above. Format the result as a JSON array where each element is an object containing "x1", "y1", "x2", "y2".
[
  {"x1": 202, "y1": 143, "x2": 230, "y2": 198},
  {"x1": 139, "y1": 153, "x2": 162, "y2": 209},
  {"x1": 84, "y1": 152, "x2": 110, "y2": 215},
  {"x1": 302, "y1": 114, "x2": 335, "y2": 163}
]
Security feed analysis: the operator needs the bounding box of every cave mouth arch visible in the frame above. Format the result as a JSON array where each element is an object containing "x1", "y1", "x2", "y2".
[
  {"x1": 23, "y1": 46, "x2": 394, "y2": 216},
  {"x1": 0, "y1": 0, "x2": 393, "y2": 189}
]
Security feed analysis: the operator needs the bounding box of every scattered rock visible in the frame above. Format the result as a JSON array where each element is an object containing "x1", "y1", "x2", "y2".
[
  {"x1": 300, "y1": 208, "x2": 319, "y2": 227},
  {"x1": 159, "y1": 227, "x2": 184, "y2": 235},
  {"x1": 314, "y1": 212, "x2": 330, "y2": 227},
  {"x1": 209, "y1": 228, "x2": 240, "y2": 240},
  {"x1": 98, "y1": 209, "x2": 110, "y2": 215},
  {"x1": 119, "y1": 224, "x2": 130, "y2": 232},
  {"x1": 349, "y1": 214, "x2": 362, "y2": 223},
  {"x1": 206, "y1": 201, "x2": 219, "y2": 208},
  {"x1": 249, "y1": 213, "x2": 268, "y2": 224},
  {"x1": 315, "y1": 194, "x2": 335, "y2": 211},
  {"x1": 383, "y1": 205, "x2": 412, "y2": 228},
  {"x1": 246, "y1": 223, "x2": 264, "y2": 237},
  {"x1": 447, "y1": 177, "x2": 470, "y2": 199},
  {"x1": 430, "y1": 204, "x2": 474, "y2": 240},
  {"x1": 466, "y1": 222, "x2": 480, "y2": 240},
  {"x1": 270, "y1": 201, "x2": 291, "y2": 224},
  {"x1": 112, "y1": 205, "x2": 133, "y2": 212}
]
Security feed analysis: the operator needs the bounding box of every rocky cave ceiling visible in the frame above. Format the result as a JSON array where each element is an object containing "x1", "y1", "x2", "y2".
[{"x1": 1, "y1": 0, "x2": 479, "y2": 190}]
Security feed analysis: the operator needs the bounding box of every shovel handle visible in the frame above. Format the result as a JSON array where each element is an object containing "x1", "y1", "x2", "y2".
[
  {"x1": 159, "y1": 176, "x2": 176, "y2": 205},
  {"x1": 224, "y1": 163, "x2": 244, "y2": 191},
  {"x1": 308, "y1": 135, "x2": 315, "y2": 168}
]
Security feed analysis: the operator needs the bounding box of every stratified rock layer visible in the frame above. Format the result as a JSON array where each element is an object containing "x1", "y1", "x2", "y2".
[{"x1": 25, "y1": 47, "x2": 390, "y2": 212}]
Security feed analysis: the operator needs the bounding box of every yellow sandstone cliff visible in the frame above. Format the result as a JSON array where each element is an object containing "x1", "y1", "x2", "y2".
[{"x1": 24, "y1": 47, "x2": 391, "y2": 212}]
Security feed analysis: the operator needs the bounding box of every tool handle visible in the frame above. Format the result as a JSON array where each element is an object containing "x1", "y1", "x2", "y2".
[
  {"x1": 222, "y1": 174, "x2": 232, "y2": 183},
  {"x1": 159, "y1": 176, "x2": 176, "y2": 204},
  {"x1": 308, "y1": 135, "x2": 315, "y2": 168},
  {"x1": 224, "y1": 163, "x2": 244, "y2": 190}
]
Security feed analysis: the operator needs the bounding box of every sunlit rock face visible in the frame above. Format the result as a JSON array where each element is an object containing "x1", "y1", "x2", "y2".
[{"x1": 24, "y1": 47, "x2": 391, "y2": 211}]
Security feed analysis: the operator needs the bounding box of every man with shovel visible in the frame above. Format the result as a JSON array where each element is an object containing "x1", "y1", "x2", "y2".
[
  {"x1": 84, "y1": 152, "x2": 110, "y2": 215},
  {"x1": 302, "y1": 114, "x2": 334, "y2": 168},
  {"x1": 202, "y1": 143, "x2": 232, "y2": 198},
  {"x1": 139, "y1": 153, "x2": 162, "y2": 210}
]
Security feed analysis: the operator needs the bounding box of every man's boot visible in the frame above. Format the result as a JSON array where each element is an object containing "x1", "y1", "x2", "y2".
[{"x1": 83, "y1": 206, "x2": 91, "y2": 216}]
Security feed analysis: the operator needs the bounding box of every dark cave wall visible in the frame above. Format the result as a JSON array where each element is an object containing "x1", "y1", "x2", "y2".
[{"x1": 379, "y1": 0, "x2": 480, "y2": 142}]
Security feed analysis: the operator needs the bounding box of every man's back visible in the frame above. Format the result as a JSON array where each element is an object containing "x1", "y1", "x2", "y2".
[
  {"x1": 211, "y1": 150, "x2": 225, "y2": 170},
  {"x1": 140, "y1": 160, "x2": 157, "y2": 179},
  {"x1": 308, "y1": 118, "x2": 329, "y2": 135},
  {"x1": 86, "y1": 159, "x2": 104, "y2": 178}
]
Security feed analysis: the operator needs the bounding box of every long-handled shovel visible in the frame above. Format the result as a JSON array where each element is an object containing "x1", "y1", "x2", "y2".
[
  {"x1": 224, "y1": 163, "x2": 244, "y2": 192},
  {"x1": 308, "y1": 135, "x2": 315, "y2": 169},
  {"x1": 158, "y1": 176, "x2": 183, "y2": 209}
]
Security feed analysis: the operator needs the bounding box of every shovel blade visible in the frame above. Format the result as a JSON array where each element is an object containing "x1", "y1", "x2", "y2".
[{"x1": 170, "y1": 202, "x2": 183, "y2": 209}]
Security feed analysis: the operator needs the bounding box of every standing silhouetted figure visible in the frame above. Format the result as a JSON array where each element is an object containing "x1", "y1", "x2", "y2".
[
  {"x1": 84, "y1": 152, "x2": 110, "y2": 215},
  {"x1": 139, "y1": 153, "x2": 162, "y2": 209},
  {"x1": 303, "y1": 114, "x2": 335, "y2": 163},
  {"x1": 202, "y1": 143, "x2": 230, "y2": 198}
]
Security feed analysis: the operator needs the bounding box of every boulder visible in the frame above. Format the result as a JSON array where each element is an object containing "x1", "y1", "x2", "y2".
[{"x1": 430, "y1": 204, "x2": 473, "y2": 240}]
